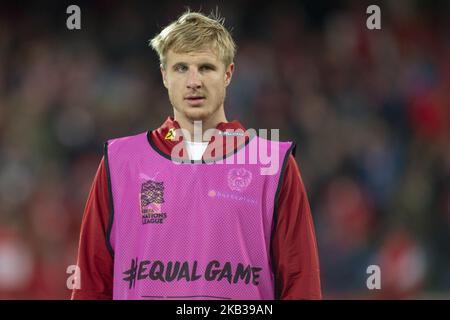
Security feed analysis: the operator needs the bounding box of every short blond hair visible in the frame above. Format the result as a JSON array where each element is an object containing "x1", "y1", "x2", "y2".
[{"x1": 149, "y1": 9, "x2": 236, "y2": 68}]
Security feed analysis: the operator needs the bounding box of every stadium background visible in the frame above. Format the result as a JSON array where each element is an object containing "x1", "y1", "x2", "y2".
[{"x1": 0, "y1": 0, "x2": 449, "y2": 299}]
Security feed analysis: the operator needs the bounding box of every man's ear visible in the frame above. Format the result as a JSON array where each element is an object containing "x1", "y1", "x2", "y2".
[
  {"x1": 160, "y1": 64, "x2": 168, "y2": 89},
  {"x1": 225, "y1": 63, "x2": 234, "y2": 87}
]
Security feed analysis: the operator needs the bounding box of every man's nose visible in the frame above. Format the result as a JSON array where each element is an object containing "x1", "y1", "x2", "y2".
[{"x1": 186, "y1": 69, "x2": 202, "y2": 89}]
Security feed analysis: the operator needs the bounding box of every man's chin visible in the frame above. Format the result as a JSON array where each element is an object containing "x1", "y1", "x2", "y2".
[{"x1": 183, "y1": 108, "x2": 211, "y2": 122}]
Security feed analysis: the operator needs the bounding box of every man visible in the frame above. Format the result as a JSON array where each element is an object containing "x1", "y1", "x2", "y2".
[{"x1": 71, "y1": 10, "x2": 321, "y2": 300}]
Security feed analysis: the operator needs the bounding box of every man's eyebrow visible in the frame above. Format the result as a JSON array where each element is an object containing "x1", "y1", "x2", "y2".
[
  {"x1": 171, "y1": 62, "x2": 218, "y2": 70},
  {"x1": 199, "y1": 62, "x2": 217, "y2": 69},
  {"x1": 171, "y1": 62, "x2": 187, "y2": 69}
]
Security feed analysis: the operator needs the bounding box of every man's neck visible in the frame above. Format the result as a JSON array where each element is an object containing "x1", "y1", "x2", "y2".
[{"x1": 174, "y1": 110, "x2": 228, "y2": 142}]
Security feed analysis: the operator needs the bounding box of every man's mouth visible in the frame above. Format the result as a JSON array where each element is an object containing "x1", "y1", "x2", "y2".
[{"x1": 185, "y1": 96, "x2": 206, "y2": 106}]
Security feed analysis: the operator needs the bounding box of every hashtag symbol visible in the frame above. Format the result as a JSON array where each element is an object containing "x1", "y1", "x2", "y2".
[{"x1": 123, "y1": 257, "x2": 138, "y2": 289}]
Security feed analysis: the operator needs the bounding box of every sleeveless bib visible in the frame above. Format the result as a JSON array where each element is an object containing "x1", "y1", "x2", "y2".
[{"x1": 105, "y1": 131, "x2": 295, "y2": 300}]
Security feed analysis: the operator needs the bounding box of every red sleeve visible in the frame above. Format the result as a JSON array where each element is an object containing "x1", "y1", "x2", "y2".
[
  {"x1": 71, "y1": 157, "x2": 113, "y2": 300},
  {"x1": 272, "y1": 155, "x2": 322, "y2": 300}
]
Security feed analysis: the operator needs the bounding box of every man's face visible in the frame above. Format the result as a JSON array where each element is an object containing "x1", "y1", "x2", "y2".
[{"x1": 161, "y1": 48, "x2": 234, "y2": 122}]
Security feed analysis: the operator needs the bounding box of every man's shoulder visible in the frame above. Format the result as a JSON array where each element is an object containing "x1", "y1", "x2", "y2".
[
  {"x1": 251, "y1": 134, "x2": 296, "y2": 152},
  {"x1": 104, "y1": 131, "x2": 150, "y2": 155}
]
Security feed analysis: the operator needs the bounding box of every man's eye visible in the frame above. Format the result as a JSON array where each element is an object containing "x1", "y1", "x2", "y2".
[
  {"x1": 200, "y1": 65, "x2": 213, "y2": 71},
  {"x1": 175, "y1": 65, "x2": 188, "y2": 72}
]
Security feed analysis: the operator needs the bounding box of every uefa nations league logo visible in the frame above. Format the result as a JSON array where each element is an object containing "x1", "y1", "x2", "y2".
[
  {"x1": 140, "y1": 179, "x2": 167, "y2": 224},
  {"x1": 227, "y1": 168, "x2": 253, "y2": 192}
]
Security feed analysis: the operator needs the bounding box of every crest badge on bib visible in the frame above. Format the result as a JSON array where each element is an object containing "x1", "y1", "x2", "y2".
[{"x1": 227, "y1": 168, "x2": 253, "y2": 192}]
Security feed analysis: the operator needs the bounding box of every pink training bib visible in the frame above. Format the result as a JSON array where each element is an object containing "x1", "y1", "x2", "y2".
[{"x1": 105, "y1": 131, "x2": 295, "y2": 300}]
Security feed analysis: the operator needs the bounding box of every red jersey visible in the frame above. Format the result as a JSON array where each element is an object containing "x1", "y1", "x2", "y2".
[{"x1": 71, "y1": 117, "x2": 322, "y2": 299}]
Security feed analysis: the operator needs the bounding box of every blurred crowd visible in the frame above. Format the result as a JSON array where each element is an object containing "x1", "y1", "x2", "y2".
[{"x1": 0, "y1": 0, "x2": 449, "y2": 299}]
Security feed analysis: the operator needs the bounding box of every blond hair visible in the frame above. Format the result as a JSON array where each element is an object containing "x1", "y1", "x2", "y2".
[{"x1": 149, "y1": 9, "x2": 236, "y2": 68}]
